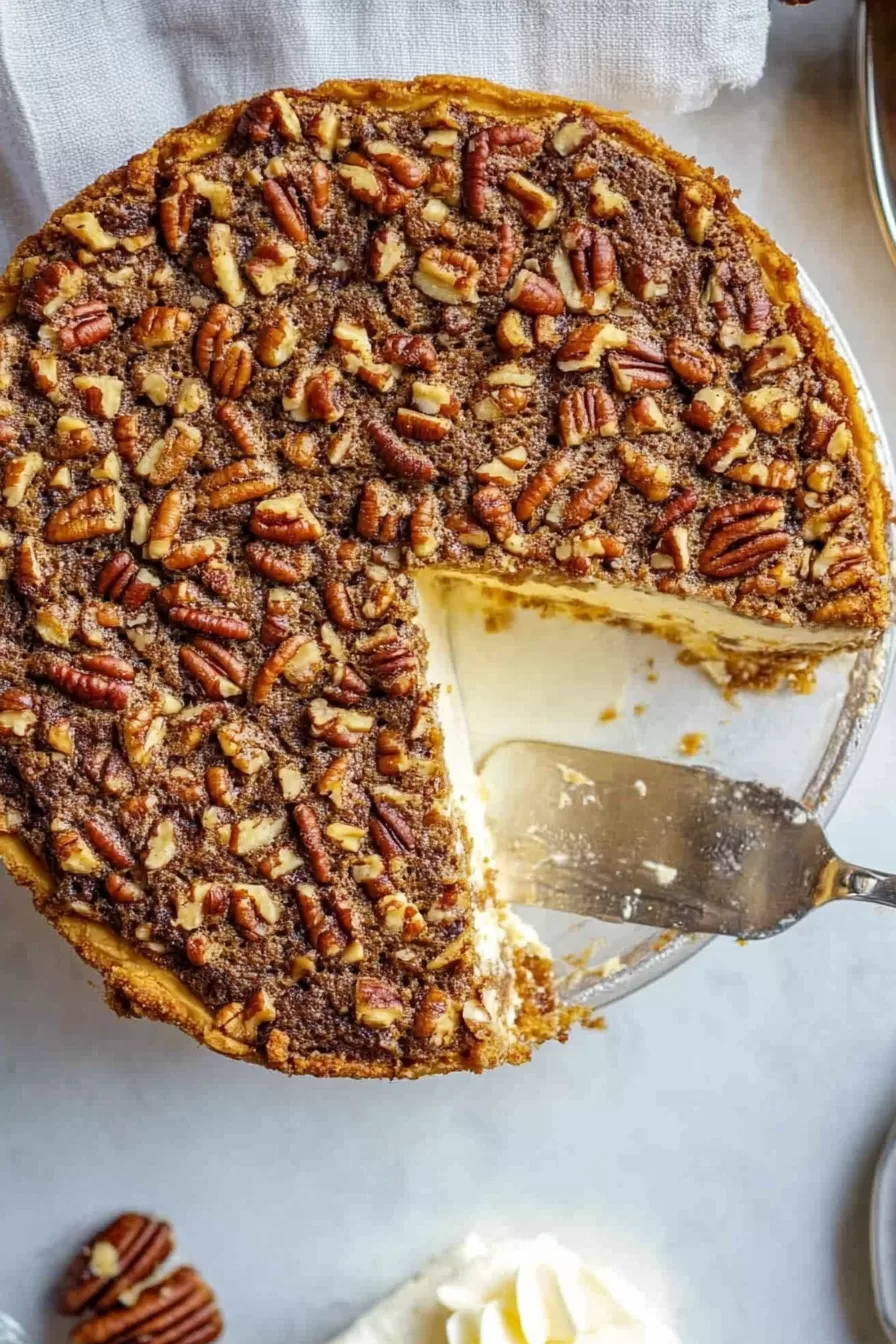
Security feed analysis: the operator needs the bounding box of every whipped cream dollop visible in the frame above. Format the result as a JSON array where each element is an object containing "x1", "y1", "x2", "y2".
[{"x1": 437, "y1": 1235, "x2": 679, "y2": 1344}]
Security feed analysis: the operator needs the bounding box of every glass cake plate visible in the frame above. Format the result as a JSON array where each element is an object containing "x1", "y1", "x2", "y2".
[{"x1": 438, "y1": 267, "x2": 896, "y2": 1016}]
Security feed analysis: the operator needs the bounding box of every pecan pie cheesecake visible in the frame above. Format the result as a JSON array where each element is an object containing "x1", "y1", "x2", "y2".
[{"x1": 0, "y1": 76, "x2": 888, "y2": 1077}]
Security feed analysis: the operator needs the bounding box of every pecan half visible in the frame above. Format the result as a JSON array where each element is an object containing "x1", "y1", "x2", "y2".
[
  {"x1": 246, "y1": 540, "x2": 311, "y2": 584},
  {"x1": 158, "y1": 176, "x2": 194, "y2": 253},
  {"x1": 262, "y1": 177, "x2": 308, "y2": 244},
  {"x1": 180, "y1": 641, "x2": 245, "y2": 699},
  {"x1": 666, "y1": 336, "x2": 715, "y2": 386},
  {"x1": 35, "y1": 654, "x2": 131, "y2": 710},
  {"x1": 59, "y1": 1212, "x2": 174, "y2": 1315},
  {"x1": 699, "y1": 496, "x2": 790, "y2": 578},
  {"x1": 367, "y1": 420, "x2": 437, "y2": 483},
  {"x1": 167, "y1": 605, "x2": 251, "y2": 640},
  {"x1": 198, "y1": 458, "x2": 279, "y2": 509},
  {"x1": 70, "y1": 1266, "x2": 221, "y2": 1344},
  {"x1": 45, "y1": 484, "x2": 125, "y2": 543},
  {"x1": 515, "y1": 450, "x2": 573, "y2": 522},
  {"x1": 506, "y1": 268, "x2": 564, "y2": 316},
  {"x1": 360, "y1": 627, "x2": 417, "y2": 697},
  {"x1": 293, "y1": 803, "x2": 334, "y2": 883},
  {"x1": 562, "y1": 472, "x2": 618, "y2": 529},
  {"x1": 56, "y1": 302, "x2": 113, "y2": 353}
]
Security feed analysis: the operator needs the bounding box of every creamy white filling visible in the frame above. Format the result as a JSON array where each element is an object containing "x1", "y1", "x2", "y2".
[
  {"x1": 414, "y1": 577, "x2": 494, "y2": 882},
  {"x1": 433, "y1": 569, "x2": 866, "y2": 657},
  {"x1": 324, "y1": 1234, "x2": 679, "y2": 1344},
  {"x1": 413, "y1": 579, "x2": 548, "y2": 1031}
]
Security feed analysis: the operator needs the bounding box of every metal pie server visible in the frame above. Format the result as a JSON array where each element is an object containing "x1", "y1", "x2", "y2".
[{"x1": 479, "y1": 740, "x2": 896, "y2": 938}]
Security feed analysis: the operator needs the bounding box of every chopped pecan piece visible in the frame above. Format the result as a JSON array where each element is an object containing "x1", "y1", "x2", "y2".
[
  {"x1": 413, "y1": 246, "x2": 480, "y2": 304},
  {"x1": 506, "y1": 268, "x2": 564, "y2": 316}
]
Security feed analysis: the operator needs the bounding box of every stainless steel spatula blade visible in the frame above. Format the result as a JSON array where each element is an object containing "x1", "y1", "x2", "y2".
[{"x1": 478, "y1": 741, "x2": 896, "y2": 937}]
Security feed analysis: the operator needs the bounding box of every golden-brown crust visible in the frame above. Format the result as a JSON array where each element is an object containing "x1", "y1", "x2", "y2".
[
  {"x1": 0, "y1": 75, "x2": 888, "y2": 1077},
  {"x1": 0, "y1": 832, "x2": 518, "y2": 1078}
]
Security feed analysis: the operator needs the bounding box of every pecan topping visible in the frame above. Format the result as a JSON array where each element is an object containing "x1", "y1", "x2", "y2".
[
  {"x1": 293, "y1": 802, "x2": 334, "y2": 883},
  {"x1": 699, "y1": 496, "x2": 790, "y2": 578},
  {"x1": 246, "y1": 540, "x2": 311, "y2": 583},
  {"x1": 559, "y1": 224, "x2": 616, "y2": 311},
  {"x1": 379, "y1": 331, "x2": 438, "y2": 371},
  {"x1": 369, "y1": 226, "x2": 405, "y2": 281},
  {"x1": 35, "y1": 654, "x2": 131, "y2": 710},
  {"x1": 556, "y1": 321, "x2": 627, "y2": 372},
  {"x1": 180, "y1": 640, "x2": 245, "y2": 698},
  {"x1": 355, "y1": 974, "x2": 404, "y2": 1027},
  {"x1": 413, "y1": 246, "x2": 479, "y2": 305},
  {"x1": 368, "y1": 420, "x2": 437, "y2": 482},
  {"x1": 562, "y1": 472, "x2": 618, "y2": 529},
  {"x1": 131, "y1": 304, "x2": 192, "y2": 349},
  {"x1": 199, "y1": 458, "x2": 279, "y2": 509},
  {"x1": 19, "y1": 258, "x2": 84, "y2": 321},
  {"x1": 515, "y1": 450, "x2": 573, "y2": 521},
  {"x1": 195, "y1": 303, "x2": 240, "y2": 376},
  {"x1": 472, "y1": 484, "x2": 517, "y2": 545},
  {"x1": 506, "y1": 268, "x2": 564, "y2": 316},
  {"x1": 250, "y1": 491, "x2": 323, "y2": 544},
  {"x1": 262, "y1": 176, "x2": 309, "y2": 243},
  {"x1": 55, "y1": 302, "x2": 113, "y2": 353},
  {"x1": 45, "y1": 484, "x2": 125, "y2": 543},
  {"x1": 666, "y1": 336, "x2": 715, "y2": 386},
  {"x1": 618, "y1": 443, "x2": 672, "y2": 502},
  {"x1": 607, "y1": 350, "x2": 672, "y2": 392},
  {"x1": 136, "y1": 421, "x2": 201, "y2": 487},
  {"x1": 158, "y1": 176, "x2": 194, "y2": 253},
  {"x1": 167, "y1": 605, "x2": 252, "y2": 640},
  {"x1": 649, "y1": 487, "x2": 697, "y2": 536},
  {"x1": 0, "y1": 83, "x2": 882, "y2": 1082}
]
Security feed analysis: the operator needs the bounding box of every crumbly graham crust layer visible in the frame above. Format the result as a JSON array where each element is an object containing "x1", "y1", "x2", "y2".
[{"x1": 0, "y1": 75, "x2": 888, "y2": 1077}]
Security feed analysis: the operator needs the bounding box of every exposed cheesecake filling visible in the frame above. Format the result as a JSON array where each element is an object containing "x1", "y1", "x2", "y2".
[
  {"x1": 433, "y1": 570, "x2": 872, "y2": 651},
  {"x1": 425, "y1": 567, "x2": 868, "y2": 694},
  {"x1": 415, "y1": 576, "x2": 549, "y2": 1040}
]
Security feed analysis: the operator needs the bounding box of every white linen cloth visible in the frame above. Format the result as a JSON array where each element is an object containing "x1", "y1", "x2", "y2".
[{"x1": 0, "y1": 0, "x2": 771, "y2": 260}]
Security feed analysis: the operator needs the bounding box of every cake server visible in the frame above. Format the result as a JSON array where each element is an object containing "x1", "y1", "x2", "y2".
[{"x1": 478, "y1": 740, "x2": 896, "y2": 938}]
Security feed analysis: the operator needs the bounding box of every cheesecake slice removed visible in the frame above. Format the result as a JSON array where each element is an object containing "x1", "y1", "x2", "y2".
[{"x1": 0, "y1": 76, "x2": 887, "y2": 1077}]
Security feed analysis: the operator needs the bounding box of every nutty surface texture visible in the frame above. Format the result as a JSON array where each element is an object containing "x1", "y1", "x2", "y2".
[{"x1": 0, "y1": 76, "x2": 887, "y2": 1077}]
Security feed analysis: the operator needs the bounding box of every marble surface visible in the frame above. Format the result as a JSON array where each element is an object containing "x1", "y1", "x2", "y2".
[{"x1": 4, "y1": 3, "x2": 896, "y2": 1341}]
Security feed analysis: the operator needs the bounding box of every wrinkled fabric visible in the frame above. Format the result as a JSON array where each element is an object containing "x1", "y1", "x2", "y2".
[{"x1": 0, "y1": 0, "x2": 770, "y2": 258}]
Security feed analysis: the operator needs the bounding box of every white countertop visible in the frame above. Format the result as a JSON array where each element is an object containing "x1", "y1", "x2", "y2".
[{"x1": 4, "y1": 4, "x2": 896, "y2": 1341}]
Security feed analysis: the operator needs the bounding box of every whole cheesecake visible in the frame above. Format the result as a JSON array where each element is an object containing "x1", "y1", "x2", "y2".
[{"x1": 0, "y1": 76, "x2": 888, "y2": 1077}]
